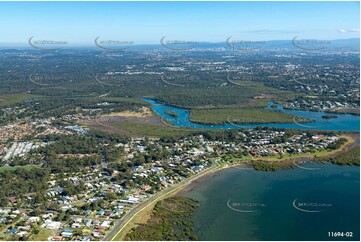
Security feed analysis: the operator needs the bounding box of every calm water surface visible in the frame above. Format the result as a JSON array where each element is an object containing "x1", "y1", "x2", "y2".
[
  {"x1": 142, "y1": 98, "x2": 360, "y2": 240},
  {"x1": 142, "y1": 98, "x2": 360, "y2": 131},
  {"x1": 179, "y1": 164, "x2": 360, "y2": 241}
]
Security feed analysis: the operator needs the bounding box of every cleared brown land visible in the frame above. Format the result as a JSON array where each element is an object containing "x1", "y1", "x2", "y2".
[
  {"x1": 79, "y1": 109, "x2": 164, "y2": 136},
  {"x1": 79, "y1": 120, "x2": 129, "y2": 135}
]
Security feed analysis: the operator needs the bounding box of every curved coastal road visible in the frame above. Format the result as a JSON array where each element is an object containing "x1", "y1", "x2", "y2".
[{"x1": 104, "y1": 160, "x2": 219, "y2": 241}]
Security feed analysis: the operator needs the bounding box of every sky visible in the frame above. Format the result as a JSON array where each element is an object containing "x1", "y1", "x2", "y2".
[{"x1": 0, "y1": 1, "x2": 359, "y2": 45}]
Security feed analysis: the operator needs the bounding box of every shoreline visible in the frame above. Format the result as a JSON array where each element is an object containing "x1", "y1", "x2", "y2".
[
  {"x1": 283, "y1": 106, "x2": 360, "y2": 116},
  {"x1": 111, "y1": 133, "x2": 358, "y2": 240},
  {"x1": 110, "y1": 160, "x2": 223, "y2": 240},
  {"x1": 175, "y1": 133, "x2": 359, "y2": 193},
  {"x1": 143, "y1": 98, "x2": 360, "y2": 127}
]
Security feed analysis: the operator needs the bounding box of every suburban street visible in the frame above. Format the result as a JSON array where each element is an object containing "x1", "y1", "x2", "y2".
[{"x1": 104, "y1": 160, "x2": 219, "y2": 241}]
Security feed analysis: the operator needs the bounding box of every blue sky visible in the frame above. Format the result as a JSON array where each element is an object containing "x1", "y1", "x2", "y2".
[{"x1": 0, "y1": 1, "x2": 359, "y2": 45}]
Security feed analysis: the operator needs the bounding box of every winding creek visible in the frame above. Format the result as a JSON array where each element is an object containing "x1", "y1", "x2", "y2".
[
  {"x1": 142, "y1": 98, "x2": 359, "y2": 241},
  {"x1": 142, "y1": 98, "x2": 360, "y2": 132}
]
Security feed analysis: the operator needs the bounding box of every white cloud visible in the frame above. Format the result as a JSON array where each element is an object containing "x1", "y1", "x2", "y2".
[{"x1": 339, "y1": 28, "x2": 360, "y2": 33}]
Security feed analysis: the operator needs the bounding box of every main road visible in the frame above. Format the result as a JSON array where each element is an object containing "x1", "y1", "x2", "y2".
[{"x1": 104, "y1": 159, "x2": 220, "y2": 241}]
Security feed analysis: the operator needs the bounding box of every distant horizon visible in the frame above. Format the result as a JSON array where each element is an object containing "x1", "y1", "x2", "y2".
[
  {"x1": 0, "y1": 37, "x2": 359, "y2": 49},
  {"x1": 0, "y1": 1, "x2": 359, "y2": 44}
]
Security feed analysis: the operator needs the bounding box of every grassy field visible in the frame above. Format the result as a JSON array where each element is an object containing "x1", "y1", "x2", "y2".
[
  {"x1": 0, "y1": 93, "x2": 43, "y2": 107},
  {"x1": 0, "y1": 164, "x2": 42, "y2": 173},
  {"x1": 112, "y1": 121, "x2": 196, "y2": 137},
  {"x1": 189, "y1": 108, "x2": 304, "y2": 125}
]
